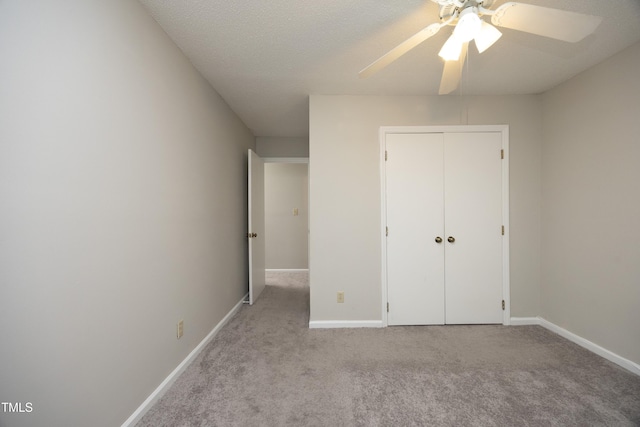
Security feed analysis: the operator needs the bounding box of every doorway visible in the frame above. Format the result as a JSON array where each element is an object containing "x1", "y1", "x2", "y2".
[{"x1": 263, "y1": 159, "x2": 309, "y2": 272}]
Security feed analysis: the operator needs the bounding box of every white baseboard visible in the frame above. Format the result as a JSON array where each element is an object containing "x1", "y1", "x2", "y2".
[
  {"x1": 265, "y1": 269, "x2": 309, "y2": 273},
  {"x1": 537, "y1": 317, "x2": 640, "y2": 376},
  {"x1": 308, "y1": 320, "x2": 383, "y2": 329},
  {"x1": 511, "y1": 316, "x2": 639, "y2": 376},
  {"x1": 510, "y1": 317, "x2": 540, "y2": 326},
  {"x1": 121, "y1": 293, "x2": 248, "y2": 427}
]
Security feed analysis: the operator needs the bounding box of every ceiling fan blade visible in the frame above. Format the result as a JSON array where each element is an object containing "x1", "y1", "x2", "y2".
[
  {"x1": 359, "y1": 23, "x2": 442, "y2": 79},
  {"x1": 491, "y1": 2, "x2": 602, "y2": 43},
  {"x1": 438, "y1": 43, "x2": 468, "y2": 95}
]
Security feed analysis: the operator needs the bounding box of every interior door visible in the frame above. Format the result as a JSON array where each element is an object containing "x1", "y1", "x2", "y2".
[
  {"x1": 444, "y1": 132, "x2": 503, "y2": 324},
  {"x1": 386, "y1": 133, "x2": 445, "y2": 325},
  {"x1": 248, "y1": 149, "x2": 265, "y2": 305}
]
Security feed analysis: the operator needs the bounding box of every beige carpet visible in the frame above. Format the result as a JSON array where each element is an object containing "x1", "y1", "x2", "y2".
[{"x1": 137, "y1": 271, "x2": 640, "y2": 426}]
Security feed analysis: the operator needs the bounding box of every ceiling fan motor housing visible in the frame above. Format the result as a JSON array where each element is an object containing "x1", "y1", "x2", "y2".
[{"x1": 437, "y1": 0, "x2": 495, "y2": 21}]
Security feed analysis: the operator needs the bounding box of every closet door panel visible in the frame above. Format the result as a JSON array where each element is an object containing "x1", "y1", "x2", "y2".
[
  {"x1": 444, "y1": 132, "x2": 503, "y2": 324},
  {"x1": 386, "y1": 133, "x2": 445, "y2": 325}
]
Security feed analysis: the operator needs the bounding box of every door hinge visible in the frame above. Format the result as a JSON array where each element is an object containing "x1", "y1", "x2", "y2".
[
  {"x1": 386, "y1": 226, "x2": 389, "y2": 237},
  {"x1": 385, "y1": 150, "x2": 388, "y2": 161},
  {"x1": 387, "y1": 302, "x2": 390, "y2": 312},
  {"x1": 502, "y1": 300, "x2": 505, "y2": 310},
  {"x1": 501, "y1": 225, "x2": 505, "y2": 235},
  {"x1": 501, "y1": 149, "x2": 504, "y2": 159}
]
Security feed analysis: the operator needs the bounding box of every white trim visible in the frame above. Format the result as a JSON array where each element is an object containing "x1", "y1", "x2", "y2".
[
  {"x1": 379, "y1": 131, "x2": 388, "y2": 326},
  {"x1": 537, "y1": 317, "x2": 640, "y2": 376},
  {"x1": 263, "y1": 157, "x2": 309, "y2": 163},
  {"x1": 511, "y1": 316, "x2": 640, "y2": 376},
  {"x1": 500, "y1": 127, "x2": 511, "y2": 325},
  {"x1": 265, "y1": 269, "x2": 309, "y2": 273},
  {"x1": 510, "y1": 317, "x2": 540, "y2": 326},
  {"x1": 121, "y1": 293, "x2": 248, "y2": 427},
  {"x1": 380, "y1": 125, "x2": 510, "y2": 326},
  {"x1": 308, "y1": 320, "x2": 384, "y2": 329},
  {"x1": 380, "y1": 125, "x2": 509, "y2": 134}
]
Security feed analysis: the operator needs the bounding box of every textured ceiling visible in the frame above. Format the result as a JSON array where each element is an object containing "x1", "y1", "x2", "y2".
[{"x1": 138, "y1": 0, "x2": 640, "y2": 137}]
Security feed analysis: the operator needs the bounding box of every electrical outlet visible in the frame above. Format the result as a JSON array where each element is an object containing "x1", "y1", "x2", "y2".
[
  {"x1": 337, "y1": 292, "x2": 344, "y2": 303},
  {"x1": 293, "y1": 208, "x2": 299, "y2": 216},
  {"x1": 177, "y1": 320, "x2": 184, "y2": 339}
]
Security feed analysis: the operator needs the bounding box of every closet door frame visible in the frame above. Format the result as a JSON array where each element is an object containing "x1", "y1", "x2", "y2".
[{"x1": 380, "y1": 125, "x2": 510, "y2": 327}]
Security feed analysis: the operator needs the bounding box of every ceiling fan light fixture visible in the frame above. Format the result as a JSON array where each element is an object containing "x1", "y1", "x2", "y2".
[
  {"x1": 474, "y1": 21, "x2": 502, "y2": 53},
  {"x1": 438, "y1": 33, "x2": 463, "y2": 61},
  {"x1": 454, "y1": 7, "x2": 481, "y2": 42}
]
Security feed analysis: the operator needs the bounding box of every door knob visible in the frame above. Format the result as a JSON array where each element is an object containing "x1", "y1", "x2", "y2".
[
  {"x1": 435, "y1": 237, "x2": 443, "y2": 243},
  {"x1": 447, "y1": 236, "x2": 455, "y2": 243},
  {"x1": 252, "y1": 233, "x2": 258, "y2": 238}
]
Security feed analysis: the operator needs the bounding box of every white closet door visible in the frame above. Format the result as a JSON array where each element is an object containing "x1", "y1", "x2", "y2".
[
  {"x1": 444, "y1": 132, "x2": 503, "y2": 324},
  {"x1": 386, "y1": 133, "x2": 445, "y2": 325}
]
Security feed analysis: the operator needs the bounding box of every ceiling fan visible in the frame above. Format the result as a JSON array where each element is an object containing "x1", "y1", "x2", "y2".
[{"x1": 359, "y1": 0, "x2": 602, "y2": 94}]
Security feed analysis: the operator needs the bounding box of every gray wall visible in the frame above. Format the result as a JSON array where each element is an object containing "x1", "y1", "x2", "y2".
[
  {"x1": 541, "y1": 41, "x2": 640, "y2": 364},
  {"x1": 309, "y1": 95, "x2": 542, "y2": 322},
  {"x1": 257, "y1": 136, "x2": 309, "y2": 158},
  {"x1": 0, "y1": 1, "x2": 254, "y2": 426},
  {"x1": 265, "y1": 163, "x2": 309, "y2": 269}
]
